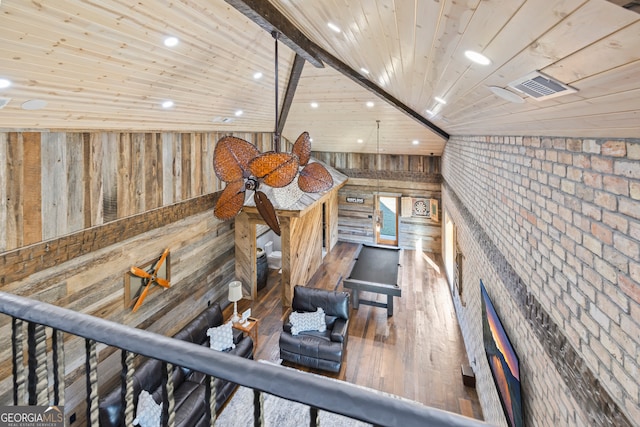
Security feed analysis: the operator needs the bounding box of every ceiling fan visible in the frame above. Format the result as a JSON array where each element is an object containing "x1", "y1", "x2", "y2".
[
  {"x1": 212, "y1": 32, "x2": 333, "y2": 235},
  {"x1": 130, "y1": 248, "x2": 171, "y2": 312},
  {"x1": 213, "y1": 131, "x2": 333, "y2": 235}
]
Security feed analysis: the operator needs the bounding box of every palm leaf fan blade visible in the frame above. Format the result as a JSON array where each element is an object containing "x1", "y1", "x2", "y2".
[
  {"x1": 249, "y1": 152, "x2": 299, "y2": 188},
  {"x1": 214, "y1": 180, "x2": 246, "y2": 220},
  {"x1": 298, "y1": 162, "x2": 334, "y2": 192},
  {"x1": 213, "y1": 136, "x2": 260, "y2": 182},
  {"x1": 254, "y1": 191, "x2": 281, "y2": 235},
  {"x1": 292, "y1": 132, "x2": 311, "y2": 166}
]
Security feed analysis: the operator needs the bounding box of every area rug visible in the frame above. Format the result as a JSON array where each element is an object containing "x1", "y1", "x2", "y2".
[{"x1": 215, "y1": 361, "x2": 371, "y2": 427}]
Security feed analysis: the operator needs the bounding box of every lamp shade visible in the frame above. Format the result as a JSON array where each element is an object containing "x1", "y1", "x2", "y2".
[{"x1": 228, "y1": 281, "x2": 243, "y2": 302}]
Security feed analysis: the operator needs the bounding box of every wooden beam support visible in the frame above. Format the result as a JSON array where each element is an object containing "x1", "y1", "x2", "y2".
[
  {"x1": 224, "y1": 0, "x2": 324, "y2": 68},
  {"x1": 277, "y1": 54, "x2": 306, "y2": 136},
  {"x1": 224, "y1": 0, "x2": 449, "y2": 140}
]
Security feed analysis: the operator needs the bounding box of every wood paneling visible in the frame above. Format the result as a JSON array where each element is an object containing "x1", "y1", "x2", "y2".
[
  {"x1": 0, "y1": 130, "x2": 272, "y2": 252},
  {"x1": 0, "y1": 211, "x2": 236, "y2": 424}
]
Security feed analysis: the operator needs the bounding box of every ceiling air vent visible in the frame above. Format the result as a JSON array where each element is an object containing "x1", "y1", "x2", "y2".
[
  {"x1": 0, "y1": 97, "x2": 11, "y2": 109},
  {"x1": 508, "y1": 71, "x2": 577, "y2": 101}
]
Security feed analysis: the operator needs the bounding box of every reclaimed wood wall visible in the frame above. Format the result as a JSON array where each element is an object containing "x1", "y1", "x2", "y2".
[
  {"x1": 0, "y1": 130, "x2": 272, "y2": 252},
  {"x1": 313, "y1": 151, "x2": 442, "y2": 252},
  {"x1": 0, "y1": 130, "x2": 274, "y2": 424}
]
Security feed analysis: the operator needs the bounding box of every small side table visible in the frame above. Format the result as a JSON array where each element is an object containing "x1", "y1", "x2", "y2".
[{"x1": 233, "y1": 317, "x2": 259, "y2": 351}]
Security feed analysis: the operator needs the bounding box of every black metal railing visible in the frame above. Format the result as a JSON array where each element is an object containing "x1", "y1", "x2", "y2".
[{"x1": 0, "y1": 291, "x2": 488, "y2": 427}]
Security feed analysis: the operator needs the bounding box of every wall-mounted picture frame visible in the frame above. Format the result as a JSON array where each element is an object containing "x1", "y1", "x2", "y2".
[
  {"x1": 430, "y1": 198, "x2": 439, "y2": 222},
  {"x1": 124, "y1": 252, "x2": 171, "y2": 309}
]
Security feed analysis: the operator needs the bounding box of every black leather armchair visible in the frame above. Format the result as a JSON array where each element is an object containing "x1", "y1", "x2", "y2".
[{"x1": 279, "y1": 285, "x2": 350, "y2": 373}]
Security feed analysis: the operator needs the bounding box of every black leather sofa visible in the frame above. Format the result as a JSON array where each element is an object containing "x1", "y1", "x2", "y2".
[
  {"x1": 279, "y1": 285, "x2": 350, "y2": 373},
  {"x1": 99, "y1": 302, "x2": 253, "y2": 427}
]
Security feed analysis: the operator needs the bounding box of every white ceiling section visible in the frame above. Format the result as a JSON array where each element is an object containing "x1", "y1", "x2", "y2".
[{"x1": 0, "y1": 1, "x2": 639, "y2": 156}]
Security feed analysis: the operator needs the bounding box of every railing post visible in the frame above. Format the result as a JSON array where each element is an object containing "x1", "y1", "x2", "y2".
[
  {"x1": 161, "y1": 362, "x2": 175, "y2": 427},
  {"x1": 121, "y1": 350, "x2": 135, "y2": 426},
  {"x1": 85, "y1": 339, "x2": 99, "y2": 426},
  {"x1": 205, "y1": 375, "x2": 217, "y2": 426},
  {"x1": 310, "y1": 407, "x2": 319, "y2": 427},
  {"x1": 52, "y1": 328, "x2": 65, "y2": 406},
  {"x1": 27, "y1": 322, "x2": 49, "y2": 405},
  {"x1": 253, "y1": 389, "x2": 264, "y2": 427},
  {"x1": 12, "y1": 318, "x2": 25, "y2": 405}
]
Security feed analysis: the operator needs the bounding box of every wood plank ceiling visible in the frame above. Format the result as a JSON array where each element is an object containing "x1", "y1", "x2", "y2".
[{"x1": 0, "y1": 1, "x2": 638, "y2": 156}]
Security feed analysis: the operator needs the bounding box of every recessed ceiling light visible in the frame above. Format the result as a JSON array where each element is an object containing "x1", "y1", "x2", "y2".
[
  {"x1": 366, "y1": 101, "x2": 374, "y2": 108},
  {"x1": 253, "y1": 72, "x2": 263, "y2": 80},
  {"x1": 434, "y1": 96, "x2": 447, "y2": 104},
  {"x1": 161, "y1": 100, "x2": 174, "y2": 108},
  {"x1": 425, "y1": 109, "x2": 435, "y2": 116},
  {"x1": 412, "y1": 140, "x2": 419, "y2": 145},
  {"x1": 464, "y1": 50, "x2": 491, "y2": 65},
  {"x1": 22, "y1": 99, "x2": 47, "y2": 110},
  {"x1": 360, "y1": 68, "x2": 370, "y2": 75},
  {"x1": 164, "y1": 36, "x2": 179, "y2": 47},
  {"x1": 357, "y1": 139, "x2": 363, "y2": 143},
  {"x1": 235, "y1": 110, "x2": 243, "y2": 116},
  {"x1": 327, "y1": 22, "x2": 341, "y2": 33},
  {"x1": 0, "y1": 78, "x2": 11, "y2": 89},
  {"x1": 310, "y1": 102, "x2": 318, "y2": 108}
]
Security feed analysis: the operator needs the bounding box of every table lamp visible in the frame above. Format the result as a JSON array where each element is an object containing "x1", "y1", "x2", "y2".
[{"x1": 228, "y1": 280, "x2": 243, "y2": 322}]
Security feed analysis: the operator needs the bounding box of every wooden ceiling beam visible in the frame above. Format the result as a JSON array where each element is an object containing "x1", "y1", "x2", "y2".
[
  {"x1": 277, "y1": 53, "x2": 306, "y2": 137},
  {"x1": 225, "y1": 0, "x2": 449, "y2": 141},
  {"x1": 224, "y1": 0, "x2": 324, "y2": 68}
]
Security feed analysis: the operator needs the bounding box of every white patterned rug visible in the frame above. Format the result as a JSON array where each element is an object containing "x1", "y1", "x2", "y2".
[{"x1": 215, "y1": 361, "x2": 371, "y2": 427}]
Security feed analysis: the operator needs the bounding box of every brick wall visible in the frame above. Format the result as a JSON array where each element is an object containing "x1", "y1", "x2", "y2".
[{"x1": 442, "y1": 136, "x2": 639, "y2": 427}]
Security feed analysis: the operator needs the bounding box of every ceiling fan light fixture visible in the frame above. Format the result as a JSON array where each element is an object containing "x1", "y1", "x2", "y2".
[{"x1": 464, "y1": 50, "x2": 491, "y2": 65}]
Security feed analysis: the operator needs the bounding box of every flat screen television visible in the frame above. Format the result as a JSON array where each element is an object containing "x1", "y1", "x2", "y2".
[{"x1": 481, "y1": 280, "x2": 524, "y2": 427}]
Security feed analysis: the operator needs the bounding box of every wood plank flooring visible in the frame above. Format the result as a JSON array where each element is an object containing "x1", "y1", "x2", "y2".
[{"x1": 225, "y1": 241, "x2": 483, "y2": 421}]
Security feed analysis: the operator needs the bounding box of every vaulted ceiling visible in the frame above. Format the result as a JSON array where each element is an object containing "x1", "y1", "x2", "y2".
[{"x1": 0, "y1": 0, "x2": 638, "y2": 156}]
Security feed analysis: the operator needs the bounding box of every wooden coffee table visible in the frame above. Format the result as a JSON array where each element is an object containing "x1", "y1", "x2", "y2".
[{"x1": 233, "y1": 317, "x2": 259, "y2": 350}]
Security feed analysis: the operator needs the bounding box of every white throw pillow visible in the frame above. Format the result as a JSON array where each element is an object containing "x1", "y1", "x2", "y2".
[
  {"x1": 290, "y1": 307, "x2": 326, "y2": 335},
  {"x1": 133, "y1": 390, "x2": 162, "y2": 427},
  {"x1": 207, "y1": 321, "x2": 236, "y2": 351}
]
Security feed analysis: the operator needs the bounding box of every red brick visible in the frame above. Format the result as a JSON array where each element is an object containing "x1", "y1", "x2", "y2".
[
  {"x1": 582, "y1": 139, "x2": 600, "y2": 154},
  {"x1": 566, "y1": 139, "x2": 581, "y2": 151},
  {"x1": 619, "y1": 198, "x2": 640, "y2": 220},
  {"x1": 613, "y1": 233, "x2": 639, "y2": 259},
  {"x1": 631, "y1": 182, "x2": 640, "y2": 201},
  {"x1": 601, "y1": 140, "x2": 626, "y2": 157},
  {"x1": 594, "y1": 191, "x2": 617, "y2": 210},
  {"x1": 602, "y1": 211, "x2": 628, "y2": 233},
  {"x1": 618, "y1": 274, "x2": 640, "y2": 306}
]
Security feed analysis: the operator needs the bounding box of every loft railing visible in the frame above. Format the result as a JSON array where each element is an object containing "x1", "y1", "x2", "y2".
[{"x1": 0, "y1": 291, "x2": 487, "y2": 427}]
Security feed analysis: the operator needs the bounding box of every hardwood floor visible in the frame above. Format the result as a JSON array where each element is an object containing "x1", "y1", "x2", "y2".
[{"x1": 226, "y1": 241, "x2": 483, "y2": 421}]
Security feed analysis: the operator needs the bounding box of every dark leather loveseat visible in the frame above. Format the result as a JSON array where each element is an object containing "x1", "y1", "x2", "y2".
[
  {"x1": 99, "y1": 302, "x2": 253, "y2": 427},
  {"x1": 279, "y1": 285, "x2": 350, "y2": 373}
]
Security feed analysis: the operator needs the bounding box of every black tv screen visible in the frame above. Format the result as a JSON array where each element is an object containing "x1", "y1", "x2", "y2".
[{"x1": 481, "y1": 280, "x2": 524, "y2": 427}]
